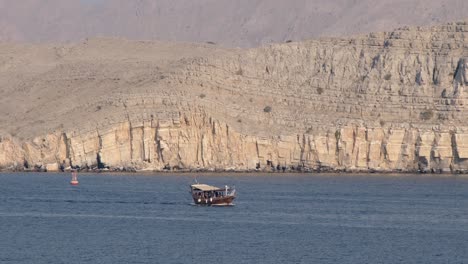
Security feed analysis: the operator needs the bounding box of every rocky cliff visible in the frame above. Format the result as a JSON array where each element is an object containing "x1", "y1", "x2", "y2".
[{"x1": 1, "y1": 22, "x2": 468, "y2": 173}]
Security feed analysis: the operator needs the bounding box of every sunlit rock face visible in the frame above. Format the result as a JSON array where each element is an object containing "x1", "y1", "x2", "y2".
[{"x1": 1, "y1": 21, "x2": 468, "y2": 173}]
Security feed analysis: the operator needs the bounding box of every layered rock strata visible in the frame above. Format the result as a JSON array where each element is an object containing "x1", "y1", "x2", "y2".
[{"x1": 1, "y1": 22, "x2": 468, "y2": 172}]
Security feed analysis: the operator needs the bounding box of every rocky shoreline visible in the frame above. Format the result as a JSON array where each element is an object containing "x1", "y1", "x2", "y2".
[{"x1": 1, "y1": 163, "x2": 467, "y2": 175}]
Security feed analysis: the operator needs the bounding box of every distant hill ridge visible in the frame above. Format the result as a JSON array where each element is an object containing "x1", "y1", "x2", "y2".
[{"x1": 0, "y1": 0, "x2": 467, "y2": 47}]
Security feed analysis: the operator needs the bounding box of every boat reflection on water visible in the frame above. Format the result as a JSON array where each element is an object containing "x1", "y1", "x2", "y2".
[{"x1": 190, "y1": 183, "x2": 236, "y2": 206}]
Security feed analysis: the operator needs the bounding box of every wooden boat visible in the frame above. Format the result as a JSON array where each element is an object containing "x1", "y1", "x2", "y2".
[
  {"x1": 190, "y1": 183, "x2": 236, "y2": 206},
  {"x1": 70, "y1": 170, "x2": 79, "y2": 186}
]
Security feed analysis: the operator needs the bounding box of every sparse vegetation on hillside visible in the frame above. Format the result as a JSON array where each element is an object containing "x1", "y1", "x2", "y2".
[
  {"x1": 335, "y1": 130, "x2": 341, "y2": 141},
  {"x1": 420, "y1": 110, "x2": 434, "y2": 120}
]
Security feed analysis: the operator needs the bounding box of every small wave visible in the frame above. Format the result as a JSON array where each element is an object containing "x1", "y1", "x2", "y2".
[
  {"x1": 160, "y1": 202, "x2": 178, "y2": 205},
  {"x1": 8, "y1": 197, "x2": 153, "y2": 205},
  {"x1": 0, "y1": 212, "x2": 300, "y2": 225}
]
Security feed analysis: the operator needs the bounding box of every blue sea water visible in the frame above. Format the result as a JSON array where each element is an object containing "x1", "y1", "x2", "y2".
[{"x1": 0, "y1": 173, "x2": 467, "y2": 264}]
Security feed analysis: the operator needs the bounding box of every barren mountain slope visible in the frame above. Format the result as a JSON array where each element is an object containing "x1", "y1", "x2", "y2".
[
  {"x1": 0, "y1": 22, "x2": 468, "y2": 173},
  {"x1": 0, "y1": 0, "x2": 467, "y2": 47},
  {"x1": 0, "y1": 38, "x2": 233, "y2": 137}
]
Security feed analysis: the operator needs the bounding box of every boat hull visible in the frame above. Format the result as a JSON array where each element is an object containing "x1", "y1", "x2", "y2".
[{"x1": 192, "y1": 195, "x2": 235, "y2": 206}]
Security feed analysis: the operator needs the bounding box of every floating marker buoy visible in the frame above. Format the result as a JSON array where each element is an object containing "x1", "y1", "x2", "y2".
[
  {"x1": 70, "y1": 171, "x2": 79, "y2": 186},
  {"x1": 70, "y1": 180, "x2": 79, "y2": 186}
]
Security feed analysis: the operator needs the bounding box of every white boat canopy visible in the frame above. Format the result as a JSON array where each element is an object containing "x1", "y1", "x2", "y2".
[{"x1": 191, "y1": 184, "x2": 222, "y2": 191}]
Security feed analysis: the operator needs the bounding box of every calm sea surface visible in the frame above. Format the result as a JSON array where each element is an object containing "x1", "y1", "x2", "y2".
[{"x1": 0, "y1": 173, "x2": 468, "y2": 264}]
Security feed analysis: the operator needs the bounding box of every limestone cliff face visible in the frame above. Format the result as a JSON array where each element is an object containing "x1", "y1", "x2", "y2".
[
  {"x1": 1, "y1": 22, "x2": 468, "y2": 172},
  {"x1": 2, "y1": 112, "x2": 468, "y2": 172}
]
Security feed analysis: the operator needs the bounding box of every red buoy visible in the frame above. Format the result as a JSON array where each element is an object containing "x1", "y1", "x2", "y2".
[{"x1": 70, "y1": 171, "x2": 79, "y2": 186}]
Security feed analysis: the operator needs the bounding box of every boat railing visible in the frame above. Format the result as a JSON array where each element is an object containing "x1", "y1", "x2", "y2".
[{"x1": 191, "y1": 185, "x2": 236, "y2": 197}]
